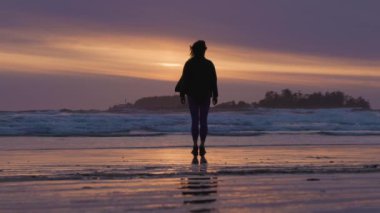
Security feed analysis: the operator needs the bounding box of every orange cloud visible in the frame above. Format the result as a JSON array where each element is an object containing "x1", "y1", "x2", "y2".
[{"x1": 1, "y1": 29, "x2": 380, "y2": 87}]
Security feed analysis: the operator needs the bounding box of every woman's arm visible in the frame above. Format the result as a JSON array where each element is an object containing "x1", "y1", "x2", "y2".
[
  {"x1": 210, "y1": 62, "x2": 218, "y2": 105},
  {"x1": 179, "y1": 61, "x2": 190, "y2": 104}
]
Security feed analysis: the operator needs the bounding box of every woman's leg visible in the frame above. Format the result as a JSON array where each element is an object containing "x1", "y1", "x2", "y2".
[
  {"x1": 187, "y1": 96, "x2": 199, "y2": 145},
  {"x1": 199, "y1": 98, "x2": 211, "y2": 146}
]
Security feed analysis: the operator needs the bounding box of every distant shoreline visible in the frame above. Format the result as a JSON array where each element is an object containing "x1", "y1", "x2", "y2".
[
  {"x1": 0, "y1": 89, "x2": 372, "y2": 112},
  {"x1": 0, "y1": 107, "x2": 377, "y2": 114},
  {"x1": 105, "y1": 89, "x2": 370, "y2": 113}
]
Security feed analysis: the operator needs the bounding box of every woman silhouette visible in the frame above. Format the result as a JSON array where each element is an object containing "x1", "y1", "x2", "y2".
[{"x1": 175, "y1": 40, "x2": 218, "y2": 156}]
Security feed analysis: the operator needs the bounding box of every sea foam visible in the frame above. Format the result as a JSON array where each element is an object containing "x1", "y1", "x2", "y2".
[{"x1": 0, "y1": 108, "x2": 379, "y2": 136}]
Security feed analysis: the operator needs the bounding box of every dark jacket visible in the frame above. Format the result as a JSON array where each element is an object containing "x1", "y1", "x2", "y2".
[{"x1": 175, "y1": 57, "x2": 218, "y2": 101}]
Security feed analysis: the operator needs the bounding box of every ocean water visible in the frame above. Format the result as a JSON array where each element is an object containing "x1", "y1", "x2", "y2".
[
  {"x1": 0, "y1": 108, "x2": 379, "y2": 137},
  {"x1": 2, "y1": 109, "x2": 380, "y2": 213}
]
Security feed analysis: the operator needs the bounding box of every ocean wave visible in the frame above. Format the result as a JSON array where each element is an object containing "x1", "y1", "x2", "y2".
[{"x1": 0, "y1": 109, "x2": 380, "y2": 137}]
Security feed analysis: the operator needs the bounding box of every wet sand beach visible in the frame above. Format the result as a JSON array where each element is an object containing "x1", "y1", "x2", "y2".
[{"x1": 1, "y1": 135, "x2": 380, "y2": 212}]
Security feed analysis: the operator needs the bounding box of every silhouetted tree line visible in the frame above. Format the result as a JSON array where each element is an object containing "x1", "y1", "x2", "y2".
[
  {"x1": 108, "y1": 95, "x2": 187, "y2": 112},
  {"x1": 257, "y1": 89, "x2": 370, "y2": 109},
  {"x1": 106, "y1": 90, "x2": 371, "y2": 112}
]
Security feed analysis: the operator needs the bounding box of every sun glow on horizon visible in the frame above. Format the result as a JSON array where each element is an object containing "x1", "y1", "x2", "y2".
[
  {"x1": 158, "y1": 63, "x2": 182, "y2": 68},
  {"x1": 1, "y1": 29, "x2": 380, "y2": 87}
]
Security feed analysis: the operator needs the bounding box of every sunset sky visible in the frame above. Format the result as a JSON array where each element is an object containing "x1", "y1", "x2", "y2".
[{"x1": 1, "y1": 0, "x2": 379, "y2": 110}]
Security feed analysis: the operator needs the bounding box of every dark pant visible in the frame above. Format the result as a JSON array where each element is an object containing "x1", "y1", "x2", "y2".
[{"x1": 187, "y1": 96, "x2": 210, "y2": 143}]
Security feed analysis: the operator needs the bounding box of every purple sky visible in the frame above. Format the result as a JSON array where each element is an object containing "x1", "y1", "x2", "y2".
[{"x1": 1, "y1": 0, "x2": 379, "y2": 110}]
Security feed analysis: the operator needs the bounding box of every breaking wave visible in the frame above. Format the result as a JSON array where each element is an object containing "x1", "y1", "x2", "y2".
[{"x1": 0, "y1": 108, "x2": 379, "y2": 137}]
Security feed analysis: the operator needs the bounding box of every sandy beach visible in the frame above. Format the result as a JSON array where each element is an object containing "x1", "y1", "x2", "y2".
[{"x1": 1, "y1": 135, "x2": 380, "y2": 212}]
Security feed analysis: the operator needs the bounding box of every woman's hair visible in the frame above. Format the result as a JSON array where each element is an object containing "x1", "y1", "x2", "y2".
[{"x1": 190, "y1": 40, "x2": 207, "y2": 57}]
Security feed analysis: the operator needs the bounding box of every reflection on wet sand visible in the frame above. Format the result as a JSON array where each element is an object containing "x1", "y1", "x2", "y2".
[{"x1": 180, "y1": 156, "x2": 218, "y2": 212}]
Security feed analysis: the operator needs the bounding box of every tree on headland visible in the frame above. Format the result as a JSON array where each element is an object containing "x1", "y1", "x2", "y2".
[
  {"x1": 257, "y1": 89, "x2": 370, "y2": 109},
  {"x1": 106, "y1": 89, "x2": 370, "y2": 112}
]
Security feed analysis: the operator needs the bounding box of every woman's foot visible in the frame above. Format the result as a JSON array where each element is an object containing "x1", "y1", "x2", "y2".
[
  {"x1": 199, "y1": 146, "x2": 206, "y2": 156},
  {"x1": 200, "y1": 156, "x2": 207, "y2": 164},
  {"x1": 191, "y1": 145, "x2": 198, "y2": 156},
  {"x1": 191, "y1": 156, "x2": 199, "y2": 164}
]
